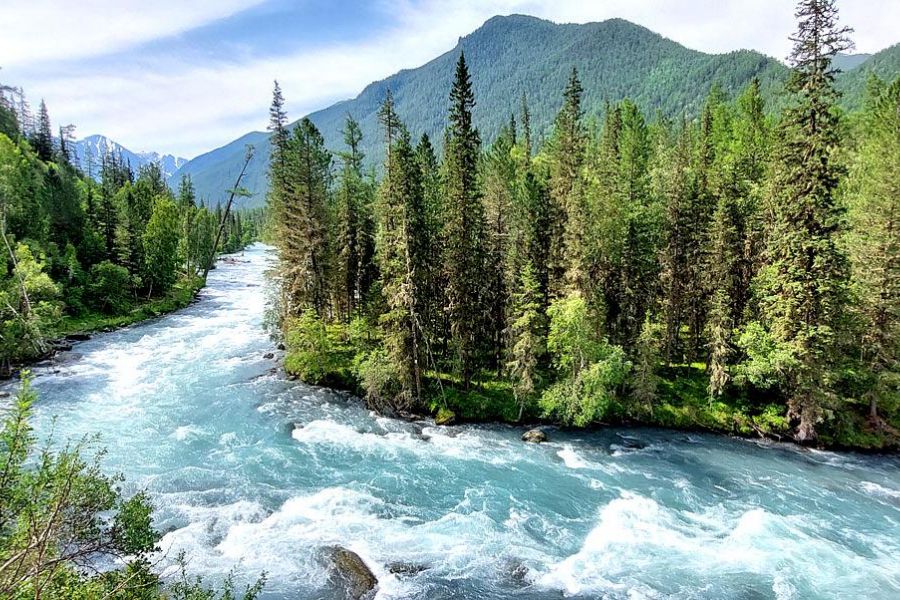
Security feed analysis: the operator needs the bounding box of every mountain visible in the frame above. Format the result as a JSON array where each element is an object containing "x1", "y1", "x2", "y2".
[
  {"x1": 836, "y1": 43, "x2": 900, "y2": 110},
  {"x1": 72, "y1": 134, "x2": 187, "y2": 180},
  {"x1": 171, "y1": 15, "x2": 896, "y2": 208},
  {"x1": 833, "y1": 52, "x2": 872, "y2": 71}
]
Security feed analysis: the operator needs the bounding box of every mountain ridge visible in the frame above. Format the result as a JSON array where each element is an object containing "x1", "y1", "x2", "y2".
[{"x1": 170, "y1": 14, "x2": 899, "y2": 208}]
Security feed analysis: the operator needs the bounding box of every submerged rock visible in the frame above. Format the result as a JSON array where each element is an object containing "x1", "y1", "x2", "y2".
[
  {"x1": 263, "y1": 352, "x2": 274, "y2": 359},
  {"x1": 616, "y1": 435, "x2": 646, "y2": 450},
  {"x1": 522, "y1": 428, "x2": 548, "y2": 443},
  {"x1": 503, "y1": 559, "x2": 529, "y2": 585},
  {"x1": 325, "y1": 546, "x2": 378, "y2": 599},
  {"x1": 387, "y1": 561, "x2": 428, "y2": 576}
]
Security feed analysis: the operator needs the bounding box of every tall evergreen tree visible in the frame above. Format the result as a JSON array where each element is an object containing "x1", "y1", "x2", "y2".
[
  {"x1": 32, "y1": 100, "x2": 53, "y2": 162},
  {"x1": 547, "y1": 68, "x2": 586, "y2": 295},
  {"x1": 750, "y1": 0, "x2": 853, "y2": 442},
  {"x1": 277, "y1": 119, "x2": 333, "y2": 316},
  {"x1": 443, "y1": 52, "x2": 486, "y2": 389},
  {"x1": 846, "y1": 76, "x2": 900, "y2": 421}
]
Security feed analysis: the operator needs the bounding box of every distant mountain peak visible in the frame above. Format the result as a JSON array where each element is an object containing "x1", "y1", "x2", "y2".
[{"x1": 72, "y1": 135, "x2": 187, "y2": 180}]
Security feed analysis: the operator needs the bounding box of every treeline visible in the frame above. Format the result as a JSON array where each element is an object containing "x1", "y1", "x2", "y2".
[
  {"x1": 0, "y1": 88, "x2": 265, "y2": 369},
  {"x1": 271, "y1": 0, "x2": 898, "y2": 448}
]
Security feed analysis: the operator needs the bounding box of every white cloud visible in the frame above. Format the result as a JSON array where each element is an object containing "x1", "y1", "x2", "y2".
[
  {"x1": 0, "y1": 0, "x2": 267, "y2": 66},
  {"x1": 5, "y1": 0, "x2": 897, "y2": 158}
]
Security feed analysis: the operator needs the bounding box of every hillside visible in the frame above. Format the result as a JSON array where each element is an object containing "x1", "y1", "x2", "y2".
[
  {"x1": 837, "y1": 43, "x2": 900, "y2": 110},
  {"x1": 171, "y1": 14, "x2": 892, "y2": 208}
]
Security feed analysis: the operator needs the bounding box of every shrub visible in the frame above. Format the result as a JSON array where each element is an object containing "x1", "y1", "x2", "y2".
[{"x1": 87, "y1": 260, "x2": 132, "y2": 314}]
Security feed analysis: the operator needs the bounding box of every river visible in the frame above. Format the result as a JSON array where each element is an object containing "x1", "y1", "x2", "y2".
[{"x1": 11, "y1": 243, "x2": 900, "y2": 599}]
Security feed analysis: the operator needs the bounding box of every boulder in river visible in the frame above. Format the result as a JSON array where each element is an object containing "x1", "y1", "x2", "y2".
[
  {"x1": 263, "y1": 352, "x2": 275, "y2": 359},
  {"x1": 65, "y1": 332, "x2": 91, "y2": 341},
  {"x1": 522, "y1": 428, "x2": 548, "y2": 443},
  {"x1": 325, "y1": 546, "x2": 378, "y2": 599}
]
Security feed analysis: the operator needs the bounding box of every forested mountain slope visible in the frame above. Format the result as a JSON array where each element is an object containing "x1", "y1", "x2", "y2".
[{"x1": 172, "y1": 14, "x2": 894, "y2": 207}]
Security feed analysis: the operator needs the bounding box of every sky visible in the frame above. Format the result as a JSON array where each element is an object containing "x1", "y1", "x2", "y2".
[{"x1": 2, "y1": 0, "x2": 898, "y2": 159}]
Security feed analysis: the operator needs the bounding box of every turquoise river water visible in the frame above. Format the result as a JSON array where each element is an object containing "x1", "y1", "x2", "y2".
[{"x1": 9, "y1": 244, "x2": 900, "y2": 599}]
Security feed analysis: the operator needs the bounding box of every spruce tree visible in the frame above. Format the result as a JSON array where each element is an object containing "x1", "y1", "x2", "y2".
[
  {"x1": 752, "y1": 0, "x2": 853, "y2": 442},
  {"x1": 443, "y1": 52, "x2": 486, "y2": 389},
  {"x1": 335, "y1": 115, "x2": 366, "y2": 319},
  {"x1": 415, "y1": 133, "x2": 446, "y2": 353},
  {"x1": 547, "y1": 68, "x2": 586, "y2": 296},
  {"x1": 32, "y1": 100, "x2": 53, "y2": 162},
  {"x1": 658, "y1": 119, "x2": 694, "y2": 364},
  {"x1": 482, "y1": 124, "x2": 517, "y2": 372},
  {"x1": 375, "y1": 106, "x2": 425, "y2": 409},
  {"x1": 277, "y1": 119, "x2": 333, "y2": 316}
]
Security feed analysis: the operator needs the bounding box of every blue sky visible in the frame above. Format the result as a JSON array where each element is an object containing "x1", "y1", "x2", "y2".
[{"x1": 3, "y1": 0, "x2": 898, "y2": 159}]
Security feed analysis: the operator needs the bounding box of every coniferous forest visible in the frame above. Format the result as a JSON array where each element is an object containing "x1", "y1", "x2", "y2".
[
  {"x1": 0, "y1": 90, "x2": 264, "y2": 372},
  {"x1": 272, "y1": 0, "x2": 899, "y2": 449}
]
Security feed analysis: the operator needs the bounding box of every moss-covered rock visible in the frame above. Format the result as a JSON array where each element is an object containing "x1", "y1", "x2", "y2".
[
  {"x1": 435, "y1": 407, "x2": 456, "y2": 426},
  {"x1": 522, "y1": 428, "x2": 548, "y2": 443}
]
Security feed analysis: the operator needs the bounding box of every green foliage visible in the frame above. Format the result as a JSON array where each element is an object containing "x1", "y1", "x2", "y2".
[
  {"x1": 0, "y1": 243, "x2": 61, "y2": 362},
  {"x1": 540, "y1": 294, "x2": 630, "y2": 425},
  {"x1": 284, "y1": 309, "x2": 340, "y2": 384},
  {"x1": 87, "y1": 260, "x2": 132, "y2": 314},
  {"x1": 540, "y1": 349, "x2": 630, "y2": 426},
  {"x1": 0, "y1": 96, "x2": 261, "y2": 366},
  {"x1": 142, "y1": 196, "x2": 181, "y2": 293}
]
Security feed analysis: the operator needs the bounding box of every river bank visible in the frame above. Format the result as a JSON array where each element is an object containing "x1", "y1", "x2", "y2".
[{"x1": 282, "y1": 323, "x2": 900, "y2": 453}]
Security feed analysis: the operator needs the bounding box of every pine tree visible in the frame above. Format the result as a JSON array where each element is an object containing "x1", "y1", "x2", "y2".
[
  {"x1": 752, "y1": 0, "x2": 853, "y2": 442},
  {"x1": 442, "y1": 53, "x2": 487, "y2": 389}
]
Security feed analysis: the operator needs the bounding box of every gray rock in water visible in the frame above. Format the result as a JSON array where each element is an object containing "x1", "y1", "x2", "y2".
[
  {"x1": 522, "y1": 428, "x2": 548, "y2": 443},
  {"x1": 387, "y1": 561, "x2": 428, "y2": 576},
  {"x1": 263, "y1": 352, "x2": 274, "y2": 359},
  {"x1": 325, "y1": 546, "x2": 378, "y2": 600},
  {"x1": 504, "y1": 559, "x2": 529, "y2": 585}
]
